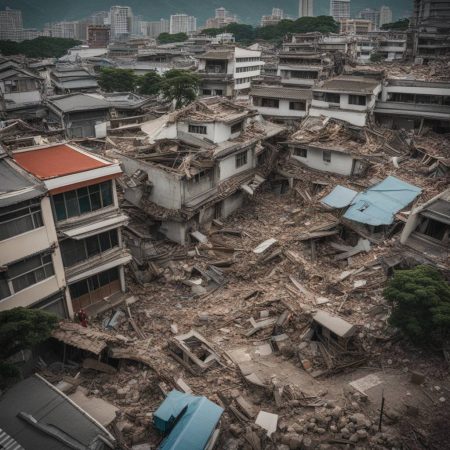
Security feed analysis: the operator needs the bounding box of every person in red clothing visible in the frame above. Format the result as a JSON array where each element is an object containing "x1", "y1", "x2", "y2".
[{"x1": 76, "y1": 309, "x2": 88, "y2": 327}]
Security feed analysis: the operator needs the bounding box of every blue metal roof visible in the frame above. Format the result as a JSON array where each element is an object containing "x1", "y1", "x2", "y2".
[
  {"x1": 343, "y1": 176, "x2": 421, "y2": 226},
  {"x1": 154, "y1": 390, "x2": 224, "y2": 450},
  {"x1": 321, "y1": 185, "x2": 358, "y2": 209}
]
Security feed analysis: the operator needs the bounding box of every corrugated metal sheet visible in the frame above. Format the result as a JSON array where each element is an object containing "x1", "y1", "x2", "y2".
[
  {"x1": 321, "y1": 185, "x2": 357, "y2": 209},
  {"x1": 155, "y1": 390, "x2": 224, "y2": 450},
  {"x1": 343, "y1": 176, "x2": 422, "y2": 226},
  {"x1": 0, "y1": 160, "x2": 44, "y2": 207}
]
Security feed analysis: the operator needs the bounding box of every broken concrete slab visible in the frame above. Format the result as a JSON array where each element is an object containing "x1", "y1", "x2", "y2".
[
  {"x1": 82, "y1": 358, "x2": 117, "y2": 375},
  {"x1": 253, "y1": 238, "x2": 277, "y2": 254},
  {"x1": 349, "y1": 373, "x2": 382, "y2": 395},
  {"x1": 255, "y1": 411, "x2": 278, "y2": 437},
  {"x1": 236, "y1": 395, "x2": 258, "y2": 419},
  {"x1": 333, "y1": 238, "x2": 371, "y2": 261}
]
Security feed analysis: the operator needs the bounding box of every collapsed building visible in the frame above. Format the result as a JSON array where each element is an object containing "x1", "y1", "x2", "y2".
[{"x1": 110, "y1": 97, "x2": 285, "y2": 245}]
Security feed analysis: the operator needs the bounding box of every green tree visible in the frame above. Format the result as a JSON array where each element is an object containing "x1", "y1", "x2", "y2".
[
  {"x1": 160, "y1": 69, "x2": 199, "y2": 108},
  {"x1": 0, "y1": 37, "x2": 81, "y2": 58},
  {"x1": 158, "y1": 32, "x2": 188, "y2": 44},
  {"x1": 98, "y1": 67, "x2": 137, "y2": 92},
  {"x1": 139, "y1": 71, "x2": 162, "y2": 96},
  {"x1": 384, "y1": 265, "x2": 450, "y2": 347},
  {"x1": 381, "y1": 18, "x2": 410, "y2": 30},
  {"x1": 0, "y1": 308, "x2": 58, "y2": 386},
  {"x1": 224, "y1": 23, "x2": 255, "y2": 43}
]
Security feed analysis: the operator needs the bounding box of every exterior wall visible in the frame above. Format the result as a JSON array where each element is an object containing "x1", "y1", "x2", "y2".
[
  {"x1": 177, "y1": 120, "x2": 233, "y2": 144},
  {"x1": 0, "y1": 196, "x2": 68, "y2": 314},
  {"x1": 221, "y1": 191, "x2": 244, "y2": 218},
  {"x1": 380, "y1": 84, "x2": 450, "y2": 101},
  {"x1": 118, "y1": 153, "x2": 183, "y2": 210},
  {"x1": 159, "y1": 220, "x2": 187, "y2": 245},
  {"x1": 291, "y1": 147, "x2": 356, "y2": 175},
  {"x1": 309, "y1": 105, "x2": 368, "y2": 126},
  {"x1": 218, "y1": 147, "x2": 254, "y2": 181},
  {"x1": 3, "y1": 90, "x2": 42, "y2": 105},
  {"x1": 183, "y1": 171, "x2": 214, "y2": 202},
  {"x1": 252, "y1": 97, "x2": 308, "y2": 118}
]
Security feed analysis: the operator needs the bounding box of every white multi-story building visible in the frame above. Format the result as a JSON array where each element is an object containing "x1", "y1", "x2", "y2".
[
  {"x1": 299, "y1": 0, "x2": 314, "y2": 18},
  {"x1": 8, "y1": 143, "x2": 131, "y2": 318},
  {"x1": 169, "y1": 14, "x2": 197, "y2": 34},
  {"x1": 110, "y1": 5, "x2": 133, "y2": 39},
  {"x1": 197, "y1": 46, "x2": 264, "y2": 96},
  {"x1": 358, "y1": 8, "x2": 380, "y2": 29},
  {"x1": 309, "y1": 74, "x2": 382, "y2": 126},
  {"x1": 143, "y1": 19, "x2": 170, "y2": 37},
  {"x1": 0, "y1": 7, "x2": 22, "y2": 41},
  {"x1": 330, "y1": 0, "x2": 350, "y2": 20},
  {"x1": 379, "y1": 6, "x2": 393, "y2": 27}
]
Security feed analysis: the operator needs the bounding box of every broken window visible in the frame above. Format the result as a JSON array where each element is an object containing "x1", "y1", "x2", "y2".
[
  {"x1": 235, "y1": 150, "x2": 248, "y2": 168},
  {"x1": 52, "y1": 181, "x2": 113, "y2": 222},
  {"x1": 349, "y1": 95, "x2": 366, "y2": 106},
  {"x1": 289, "y1": 101, "x2": 305, "y2": 111},
  {"x1": 188, "y1": 124, "x2": 207, "y2": 135},
  {"x1": 322, "y1": 150, "x2": 331, "y2": 163},
  {"x1": 294, "y1": 147, "x2": 307, "y2": 158},
  {"x1": 61, "y1": 230, "x2": 119, "y2": 267},
  {"x1": 69, "y1": 267, "x2": 120, "y2": 311},
  {"x1": 1, "y1": 252, "x2": 55, "y2": 298},
  {"x1": 0, "y1": 199, "x2": 43, "y2": 241},
  {"x1": 261, "y1": 98, "x2": 279, "y2": 108},
  {"x1": 324, "y1": 93, "x2": 340, "y2": 104},
  {"x1": 231, "y1": 121, "x2": 243, "y2": 134}
]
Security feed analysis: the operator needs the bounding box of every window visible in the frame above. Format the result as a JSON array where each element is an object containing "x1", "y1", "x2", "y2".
[
  {"x1": 231, "y1": 122, "x2": 243, "y2": 134},
  {"x1": 294, "y1": 148, "x2": 307, "y2": 158},
  {"x1": 69, "y1": 267, "x2": 120, "y2": 310},
  {"x1": 32, "y1": 291, "x2": 67, "y2": 318},
  {"x1": 289, "y1": 101, "x2": 305, "y2": 111},
  {"x1": 188, "y1": 124, "x2": 207, "y2": 134},
  {"x1": 202, "y1": 89, "x2": 212, "y2": 95},
  {"x1": 0, "y1": 199, "x2": 43, "y2": 241},
  {"x1": 215, "y1": 89, "x2": 223, "y2": 95},
  {"x1": 235, "y1": 150, "x2": 248, "y2": 168},
  {"x1": 261, "y1": 98, "x2": 279, "y2": 108},
  {"x1": 324, "y1": 93, "x2": 340, "y2": 104},
  {"x1": 323, "y1": 150, "x2": 331, "y2": 163},
  {"x1": 290, "y1": 70, "x2": 318, "y2": 79},
  {"x1": 349, "y1": 95, "x2": 366, "y2": 106},
  {"x1": 52, "y1": 181, "x2": 113, "y2": 222},
  {"x1": 391, "y1": 93, "x2": 414, "y2": 103},
  {"x1": 0, "y1": 252, "x2": 55, "y2": 299},
  {"x1": 61, "y1": 229, "x2": 119, "y2": 267}
]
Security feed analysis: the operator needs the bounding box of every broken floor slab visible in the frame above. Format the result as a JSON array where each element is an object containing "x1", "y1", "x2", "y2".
[{"x1": 228, "y1": 345, "x2": 323, "y2": 397}]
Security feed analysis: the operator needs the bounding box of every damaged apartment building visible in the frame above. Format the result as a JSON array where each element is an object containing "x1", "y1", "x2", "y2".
[
  {"x1": 0, "y1": 142, "x2": 131, "y2": 318},
  {"x1": 111, "y1": 97, "x2": 285, "y2": 245}
]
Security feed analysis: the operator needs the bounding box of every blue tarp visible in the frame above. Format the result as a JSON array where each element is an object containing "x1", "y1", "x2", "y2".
[
  {"x1": 343, "y1": 176, "x2": 421, "y2": 226},
  {"x1": 321, "y1": 185, "x2": 358, "y2": 209},
  {"x1": 154, "y1": 390, "x2": 224, "y2": 450}
]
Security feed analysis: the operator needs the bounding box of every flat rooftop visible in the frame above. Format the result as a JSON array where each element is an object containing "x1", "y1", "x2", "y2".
[
  {"x1": 315, "y1": 76, "x2": 381, "y2": 94},
  {"x1": 13, "y1": 144, "x2": 111, "y2": 180}
]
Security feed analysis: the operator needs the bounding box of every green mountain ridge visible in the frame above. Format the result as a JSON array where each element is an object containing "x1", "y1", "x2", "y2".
[{"x1": 0, "y1": 0, "x2": 412, "y2": 29}]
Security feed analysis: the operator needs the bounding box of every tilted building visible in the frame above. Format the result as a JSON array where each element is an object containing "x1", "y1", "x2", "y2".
[{"x1": 111, "y1": 97, "x2": 285, "y2": 245}]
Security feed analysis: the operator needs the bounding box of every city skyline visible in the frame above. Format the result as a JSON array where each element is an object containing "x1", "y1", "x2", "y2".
[{"x1": 0, "y1": 0, "x2": 411, "y2": 29}]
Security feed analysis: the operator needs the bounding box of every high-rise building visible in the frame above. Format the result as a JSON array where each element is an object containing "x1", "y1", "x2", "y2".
[
  {"x1": 299, "y1": 0, "x2": 314, "y2": 18},
  {"x1": 379, "y1": 6, "x2": 393, "y2": 27},
  {"x1": 90, "y1": 11, "x2": 109, "y2": 26},
  {"x1": 330, "y1": 0, "x2": 350, "y2": 20},
  {"x1": 142, "y1": 19, "x2": 170, "y2": 38},
  {"x1": 0, "y1": 8, "x2": 23, "y2": 41},
  {"x1": 358, "y1": 8, "x2": 380, "y2": 29},
  {"x1": 410, "y1": 0, "x2": 450, "y2": 60},
  {"x1": 272, "y1": 8, "x2": 284, "y2": 19},
  {"x1": 261, "y1": 8, "x2": 285, "y2": 27},
  {"x1": 110, "y1": 5, "x2": 133, "y2": 39},
  {"x1": 169, "y1": 14, "x2": 197, "y2": 34},
  {"x1": 88, "y1": 25, "x2": 110, "y2": 47},
  {"x1": 205, "y1": 7, "x2": 237, "y2": 29}
]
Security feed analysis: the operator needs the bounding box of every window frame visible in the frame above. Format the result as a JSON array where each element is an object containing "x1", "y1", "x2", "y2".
[
  {"x1": 294, "y1": 147, "x2": 308, "y2": 158},
  {"x1": 235, "y1": 150, "x2": 248, "y2": 169},
  {"x1": 0, "y1": 252, "x2": 55, "y2": 300},
  {"x1": 323, "y1": 150, "x2": 332, "y2": 163},
  {"x1": 0, "y1": 199, "x2": 43, "y2": 241},
  {"x1": 348, "y1": 95, "x2": 366, "y2": 106},
  {"x1": 52, "y1": 181, "x2": 114, "y2": 222},
  {"x1": 188, "y1": 124, "x2": 207, "y2": 135}
]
